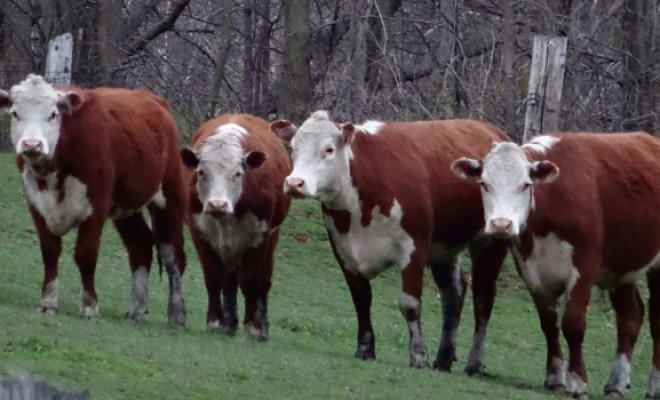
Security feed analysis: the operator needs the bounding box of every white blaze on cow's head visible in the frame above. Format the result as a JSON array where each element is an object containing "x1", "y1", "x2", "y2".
[
  {"x1": 451, "y1": 142, "x2": 559, "y2": 237},
  {"x1": 270, "y1": 110, "x2": 355, "y2": 201},
  {"x1": 180, "y1": 123, "x2": 267, "y2": 218},
  {"x1": 0, "y1": 74, "x2": 83, "y2": 164}
]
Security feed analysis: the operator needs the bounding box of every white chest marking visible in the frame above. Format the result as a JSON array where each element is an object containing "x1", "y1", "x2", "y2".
[
  {"x1": 22, "y1": 170, "x2": 93, "y2": 236},
  {"x1": 512, "y1": 232, "x2": 579, "y2": 299},
  {"x1": 194, "y1": 212, "x2": 268, "y2": 270},
  {"x1": 324, "y1": 200, "x2": 415, "y2": 280}
]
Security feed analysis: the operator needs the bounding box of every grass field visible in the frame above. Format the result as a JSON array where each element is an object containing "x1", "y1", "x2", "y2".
[{"x1": 0, "y1": 152, "x2": 654, "y2": 399}]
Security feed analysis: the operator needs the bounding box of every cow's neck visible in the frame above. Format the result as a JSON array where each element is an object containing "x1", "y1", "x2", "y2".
[{"x1": 320, "y1": 172, "x2": 361, "y2": 217}]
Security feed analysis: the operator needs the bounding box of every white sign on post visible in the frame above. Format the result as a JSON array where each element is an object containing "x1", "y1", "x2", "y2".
[{"x1": 45, "y1": 33, "x2": 73, "y2": 87}]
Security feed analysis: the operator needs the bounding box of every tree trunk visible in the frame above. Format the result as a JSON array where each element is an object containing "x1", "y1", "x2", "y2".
[
  {"x1": 345, "y1": 0, "x2": 369, "y2": 120},
  {"x1": 277, "y1": 0, "x2": 312, "y2": 122},
  {"x1": 97, "y1": 0, "x2": 123, "y2": 86},
  {"x1": 242, "y1": 1, "x2": 256, "y2": 113},
  {"x1": 365, "y1": 0, "x2": 402, "y2": 94},
  {"x1": 207, "y1": 0, "x2": 233, "y2": 118},
  {"x1": 502, "y1": 0, "x2": 517, "y2": 139},
  {"x1": 621, "y1": 0, "x2": 658, "y2": 133}
]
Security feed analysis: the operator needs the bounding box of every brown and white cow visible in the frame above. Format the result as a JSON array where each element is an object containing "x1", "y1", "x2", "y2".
[
  {"x1": 270, "y1": 110, "x2": 510, "y2": 369},
  {"x1": 452, "y1": 133, "x2": 660, "y2": 398},
  {"x1": 0, "y1": 74, "x2": 187, "y2": 325},
  {"x1": 181, "y1": 113, "x2": 291, "y2": 340}
]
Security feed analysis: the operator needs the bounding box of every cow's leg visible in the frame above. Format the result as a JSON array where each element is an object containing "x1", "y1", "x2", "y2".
[
  {"x1": 530, "y1": 294, "x2": 565, "y2": 392},
  {"x1": 604, "y1": 283, "x2": 643, "y2": 396},
  {"x1": 222, "y1": 269, "x2": 239, "y2": 335},
  {"x1": 339, "y1": 265, "x2": 376, "y2": 360},
  {"x1": 29, "y1": 209, "x2": 62, "y2": 314},
  {"x1": 74, "y1": 215, "x2": 105, "y2": 319},
  {"x1": 646, "y1": 269, "x2": 660, "y2": 399},
  {"x1": 239, "y1": 234, "x2": 274, "y2": 341},
  {"x1": 431, "y1": 257, "x2": 468, "y2": 371},
  {"x1": 113, "y1": 213, "x2": 154, "y2": 321},
  {"x1": 562, "y1": 276, "x2": 594, "y2": 399},
  {"x1": 463, "y1": 237, "x2": 508, "y2": 375},
  {"x1": 149, "y1": 204, "x2": 186, "y2": 327},
  {"x1": 400, "y1": 247, "x2": 429, "y2": 368},
  {"x1": 190, "y1": 230, "x2": 226, "y2": 332}
]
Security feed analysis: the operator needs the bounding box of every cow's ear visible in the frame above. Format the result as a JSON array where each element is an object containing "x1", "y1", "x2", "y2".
[
  {"x1": 270, "y1": 120, "x2": 297, "y2": 144},
  {"x1": 451, "y1": 157, "x2": 482, "y2": 182},
  {"x1": 0, "y1": 89, "x2": 11, "y2": 112},
  {"x1": 57, "y1": 92, "x2": 84, "y2": 115},
  {"x1": 529, "y1": 160, "x2": 559, "y2": 183},
  {"x1": 180, "y1": 147, "x2": 199, "y2": 169},
  {"x1": 243, "y1": 151, "x2": 267, "y2": 170},
  {"x1": 339, "y1": 123, "x2": 356, "y2": 146}
]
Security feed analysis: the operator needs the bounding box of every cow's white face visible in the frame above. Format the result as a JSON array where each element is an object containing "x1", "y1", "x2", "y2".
[
  {"x1": 451, "y1": 142, "x2": 559, "y2": 237},
  {"x1": 270, "y1": 110, "x2": 354, "y2": 202},
  {"x1": 0, "y1": 74, "x2": 83, "y2": 164},
  {"x1": 181, "y1": 123, "x2": 266, "y2": 217}
]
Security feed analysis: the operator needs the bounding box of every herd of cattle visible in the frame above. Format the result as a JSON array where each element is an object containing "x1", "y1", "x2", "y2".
[{"x1": 0, "y1": 74, "x2": 659, "y2": 399}]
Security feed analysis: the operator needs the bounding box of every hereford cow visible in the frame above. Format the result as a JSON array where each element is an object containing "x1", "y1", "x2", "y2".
[
  {"x1": 0, "y1": 74, "x2": 187, "y2": 325},
  {"x1": 180, "y1": 114, "x2": 291, "y2": 340},
  {"x1": 270, "y1": 110, "x2": 510, "y2": 369},
  {"x1": 452, "y1": 133, "x2": 660, "y2": 398}
]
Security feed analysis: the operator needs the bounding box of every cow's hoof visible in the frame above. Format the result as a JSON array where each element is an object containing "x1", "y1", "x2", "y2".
[
  {"x1": 604, "y1": 389, "x2": 623, "y2": 399},
  {"x1": 433, "y1": 346, "x2": 456, "y2": 372},
  {"x1": 167, "y1": 303, "x2": 186, "y2": 327},
  {"x1": 244, "y1": 324, "x2": 268, "y2": 342},
  {"x1": 410, "y1": 355, "x2": 429, "y2": 369},
  {"x1": 124, "y1": 311, "x2": 146, "y2": 322},
  {"x1": 207, "y1": 320, "x2": 233, "y2": 335},
  {"x1": 36, "y1": 306, "x2": 57, "y2": 315},
  {"x1": 79, "y1": 306, "x2": 99, "y2": 320},
  {"x1": 464, "y1": 361, "x2": 487, "y2": 377},
  {"x1": 543, "y1": 382, "x2": 566, "y2": 394},
  {"x1": 355, "y1": 345, "x2": 376, "y2": 361}
]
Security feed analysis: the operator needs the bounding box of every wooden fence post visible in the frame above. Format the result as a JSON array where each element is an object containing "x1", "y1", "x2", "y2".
[
  {"x1": 523, "y1": 35, "x2": 567, "y2": 142},
  {"x1": 45, "y1": 33, "x2": 73, "y2": 87}
]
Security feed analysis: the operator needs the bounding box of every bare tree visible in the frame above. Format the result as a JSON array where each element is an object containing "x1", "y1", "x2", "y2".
[{"x1": 276, "y1": 0, "x2": 312, "y2": 121}]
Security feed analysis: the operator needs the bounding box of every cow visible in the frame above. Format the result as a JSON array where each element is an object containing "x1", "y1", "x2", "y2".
[
  {"x1": 451, "y1": 132, "x2": 660, "y2": 398},
  {"x1": 180, "y1": 113, "x2": 291, "y2": 340},
  {"x1": 0, "y1": 74, "x2": 187, "y2": 326},
  {"x1": 270, "y1": 110, "x2": 510, "y2": 369}
]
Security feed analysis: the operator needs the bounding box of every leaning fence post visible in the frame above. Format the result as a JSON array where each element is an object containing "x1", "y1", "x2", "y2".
[
  {"x1": 523, "y1": 35, "x2": 567, "y2": 142},
  {"x1": 45, "y1": 33, "x2": 73, "y2": 87}
]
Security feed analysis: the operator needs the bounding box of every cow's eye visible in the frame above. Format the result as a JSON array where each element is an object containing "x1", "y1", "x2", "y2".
[
  {"x1": 521, "y1": 183, "x2": 531, "y2": 191},
  {"x1": 480, "y1": 182, "x2": 489, "y2": 192},
  {"x1": 235, "y1": 171, "x2": 242, "y2": 178},
  {"x1": 198, "y1": 170, "x2": 205, "y2": 178},
  {"x1": 11, "y1": 111, "x2": 18, "y2": 120},
  {"x1": 325, "y1": 147, "x2": 334, "y2": 155},
  {"x1": 48, "y1": 111, "x2": 58, "y2": 121}
]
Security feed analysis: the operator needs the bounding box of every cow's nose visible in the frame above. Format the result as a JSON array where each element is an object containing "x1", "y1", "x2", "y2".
[
  {"x1": 489, "y1": 218, "x2": 513, "y2": 236},
  {"x1": 205, "y1": 200, "x2": 230, "y2": 216},
  {"x1": 284, "y1": 177, "x2": 306, "y2": 194},
  {"x1": 22, "y1": 139, "x2": 43, "y2": 156}
]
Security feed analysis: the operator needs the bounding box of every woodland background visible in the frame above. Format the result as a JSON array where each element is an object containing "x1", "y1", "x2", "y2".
[{"x1": 0, "y1": 0, "x2": 658, "y2": 146}]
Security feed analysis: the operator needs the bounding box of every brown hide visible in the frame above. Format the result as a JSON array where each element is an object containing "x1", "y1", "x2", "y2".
[
  {"x1": 522, "y1": 132, "x2": 660, "y2": 279},
  {"x1": 184, "y1": 113, "x2": 291, "y2": 339},
  {"x1": 326, "y1": 119, "x2": 510, "y2": 247}
]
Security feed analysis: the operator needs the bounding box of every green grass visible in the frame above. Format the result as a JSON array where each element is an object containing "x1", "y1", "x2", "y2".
[{"x1": 0, "y1": 152, "x2": 653, "y2": 399}]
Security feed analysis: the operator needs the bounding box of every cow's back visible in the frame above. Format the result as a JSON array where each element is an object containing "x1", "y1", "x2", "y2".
[
  {"x1": 349, "y1": 119, "x2": 509, "y2": 246},
  {"x1": 529, "y1": 132, "x2": 660, "y2": 276},
  {"x1": 57, "y1": 87, "x2": 180, "y2": 209}
]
